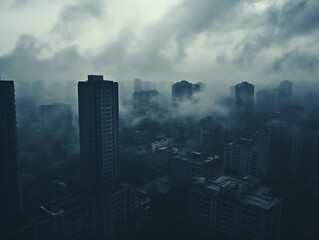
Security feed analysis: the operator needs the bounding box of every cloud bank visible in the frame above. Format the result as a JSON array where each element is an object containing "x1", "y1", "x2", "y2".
[{"x1": 0, "y1": 0, "x2": 319, "y2": 86}]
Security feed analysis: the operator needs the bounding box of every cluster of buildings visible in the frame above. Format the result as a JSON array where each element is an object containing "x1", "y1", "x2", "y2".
[
  {"x1": 132, "y1": 78, "x2": 159, "y2": 110},
  {"x1": 1, "y1": 76, "x2": 151, "y2": 240},
  {"x1": 2, "y1": 75, "x2": 319, "y2": 240},
  {"x1": 172, "y1": 80, "x2": 204, "y2": 107}
]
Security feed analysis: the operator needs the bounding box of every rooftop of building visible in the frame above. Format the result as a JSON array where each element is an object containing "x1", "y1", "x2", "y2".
[
  {"x1": 192, "y1": 175, "x2": 281, "y2": 210},
  {"x1": 88, "y1": 75, "x2": 104, "y2": 81},
  {"x1": 78, "y1": 75, "x2": 117, "y2": 84},
  {"x1": 40, "y1": 192, "x2": 82, "y2": 216},
  {"x1": 172, "y1": 150, "x2": 220, "y2": 165}
]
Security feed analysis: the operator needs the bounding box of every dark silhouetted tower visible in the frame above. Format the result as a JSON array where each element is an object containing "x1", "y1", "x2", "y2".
[
  {"x1": 78, "y1": 75, "x2": 120, "y2": 189},
  {"x1": 0, "y1": 80, "x2": 22, "y2": 234},
  {"x1": 273, "y1": 80, "x2": 293, "y2": 108},
  {"x1": 235, "y1": 81, "x2": 254, "y2": 109}
]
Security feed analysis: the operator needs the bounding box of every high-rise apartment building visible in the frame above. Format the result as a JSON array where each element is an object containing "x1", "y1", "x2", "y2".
[
  {"x1": 172, "y1": 80, "x2": 193, "y2": 103},
  {"x1": 235, "y1": 81, "x2": 255, "y2": 109},
  {"x1": 224, "y1": 138, "x2": 258, "y2": 177},
  {"x1": 78, "y1": 75, "x2": 120, "y2": 189},
  {"x1": 172, "y1": 80, "x2": 203, "y2": 106},
  {"x1": 189, "y1": 175, "x2": 282, "y2": 240},
  {"x1": 0, "y1": 80, "x2": 22, "y2": 234}
]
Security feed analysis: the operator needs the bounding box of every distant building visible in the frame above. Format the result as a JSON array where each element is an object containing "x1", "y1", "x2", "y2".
[
  {"x1": 172, "y1": 80, "x2": 203, "y2": 106},
  {"x1": 134, "y1": 78, "x2": 143, "y2": 92},
  {"x1": 235, "y1": 81, "x2": 254, "y2": 109},
  {"x1": 39, "y1": 103, "x2": 73, "y2": 129},
  {"x1": 273, "y1": 80, "x2": 293, "y2": 108},
  {"x1": 143, "y1": 81, "x2": 155, "y2": 90},
  {"x1": 151, "y1": 137, "x2": 174, "y2": 152},
  {"x1": 189, "y1": 175, "x2": 282, "y2": 240},
  {"x1": 169, "y1": 151, "x2": 221, "y2": 184},
  {"x1": 192, "y1": 82, "x2": 205, "y2": 93},
  {"x1": 0, "y1": 80, "x2": 22, "y2": 234},
  {"x1": 224, "y1": 138, "x2": 258, "y2": 177},
  {"x1": 133, "y1": 90, "x2": 159, "y2": 109},
  {"x1": 78, "y1": 75, "x2": 120, "y2": 189},
  {"x1": 172, "y1": 80, "x2": 193, "y2": 103}
]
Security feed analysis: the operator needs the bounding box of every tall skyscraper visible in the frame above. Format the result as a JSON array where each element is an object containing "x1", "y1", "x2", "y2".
[
  {"x1": 78, "y1": 75, "x2": 120, "y2": 189},
  {"x1": 235, "y1": 81, "x2": 254, "y2": 109},
  {"x1": 0, "y1": 80, "x2": 22, "y2": 234}
]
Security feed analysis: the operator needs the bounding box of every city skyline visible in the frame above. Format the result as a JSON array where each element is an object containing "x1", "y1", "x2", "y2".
[{"x1": 1, "y1": 1, "x2": 319, "y2": 239}]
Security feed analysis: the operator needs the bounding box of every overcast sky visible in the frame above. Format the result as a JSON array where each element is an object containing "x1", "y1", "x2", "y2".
[{"x1": 1, "y1": 0, "x2": 319, "y2": 87}]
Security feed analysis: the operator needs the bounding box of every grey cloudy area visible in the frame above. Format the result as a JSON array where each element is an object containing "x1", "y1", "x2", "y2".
[{"x1": 1, "y1": 0, "x2": 319, "y2": 93}]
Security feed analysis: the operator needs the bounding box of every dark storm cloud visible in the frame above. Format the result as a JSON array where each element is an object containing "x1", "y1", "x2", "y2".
[
  {"x1": 2, "y1": 0, "x2": 319, "y2": 84},
  {"x1": 228, "y1": 0, "x2": 319, "y2": 77},
  {"x1": 0, "y1": 35, "x2": 91, "y2": 82},
  {"x1": 93, "y1": 0, "x2": 244, "y2": 80},
  {"x1": 53, "y1": 0, "x2": 105, "y2": 40},
  {"x1": 266, "y1": 0, "x2": 319, "y2": 37},
  {"x1": 140, "y1": 0, "x2": 243, "y2": 60},
  {"x1": 270, "y1": 50, "x2": 319, "y2": 73}
]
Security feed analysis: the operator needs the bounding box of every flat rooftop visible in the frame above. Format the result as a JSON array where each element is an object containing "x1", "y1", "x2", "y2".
[
  {"x1": 192, "y1": 175, "x2": 281, "y2": 210},
  {"x1": 172, "y1": 151, "x2": 220, "y2": 165}
]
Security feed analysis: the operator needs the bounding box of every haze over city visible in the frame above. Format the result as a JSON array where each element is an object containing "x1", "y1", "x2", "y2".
[{"x1": 1, "y1": 1, "x2": 319, "y2": 240}]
